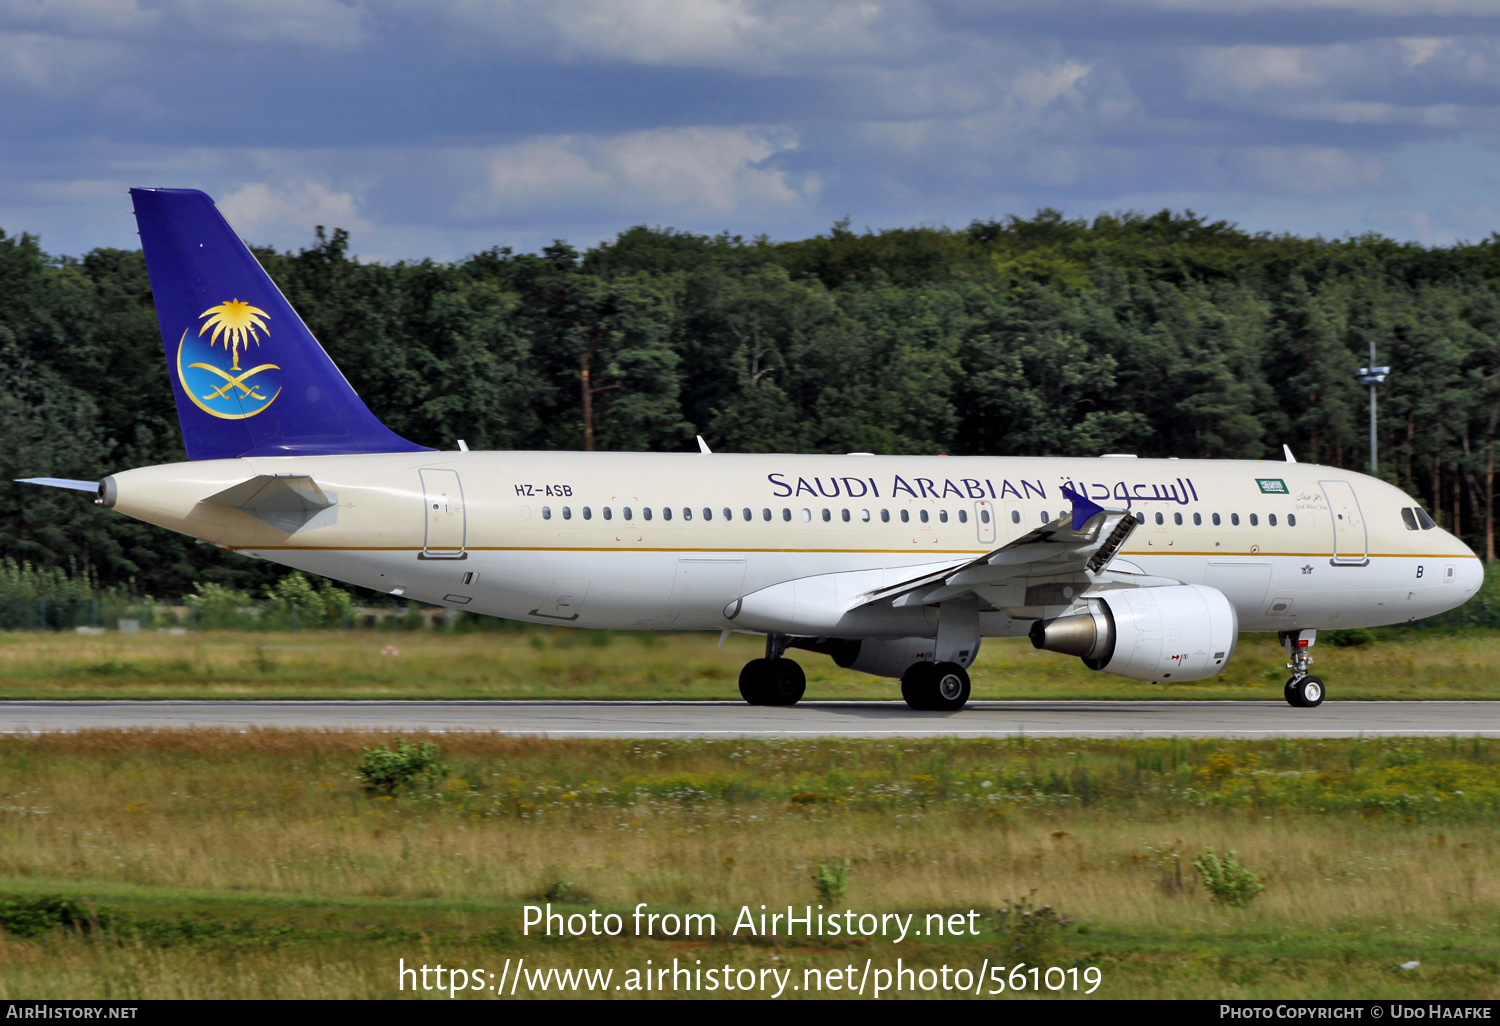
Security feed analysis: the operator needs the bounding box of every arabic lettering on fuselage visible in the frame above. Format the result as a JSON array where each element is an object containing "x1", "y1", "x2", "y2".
[
  {"x1": 1059, "y1": 477, "x2": 1200, "y2": 507},
  {"x1": 765, "y1": 473, "x2": 1199, "y2": 506}
]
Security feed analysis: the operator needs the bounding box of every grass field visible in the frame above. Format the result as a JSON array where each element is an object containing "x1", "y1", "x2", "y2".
[
  {"x1": 0, "y1": 626, "x2": 1497, "y2": 701},
  {"x1": 1, "y1": 730, "x2": 1498, "y2": 999}
]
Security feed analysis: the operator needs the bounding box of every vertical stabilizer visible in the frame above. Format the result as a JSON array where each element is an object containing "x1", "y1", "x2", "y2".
[{"x1": 131, "y1": 187, "x2": 431, "y2": 460}]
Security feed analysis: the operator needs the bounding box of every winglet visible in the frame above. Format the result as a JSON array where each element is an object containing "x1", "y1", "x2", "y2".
[
  {"x1": 1061, "y1": 483, "x2": 1105, "y2": 531},
  {"x1": 1283, "y1": 444, "x2": 1296, "y2": 463},
  {"x1": 697, "y1": 435, "x2": 713, "y2": 454}
]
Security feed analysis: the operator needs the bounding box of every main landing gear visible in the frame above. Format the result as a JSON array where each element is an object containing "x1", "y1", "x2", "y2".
[
  {"x1": 1280, "y1": 629, "x2": 1324, "y2": 708},
  {"x1": 739, "y1": 633, "x2": 806, "y2": 706},
  {"x1": 901, "y1": 662, "x2": 971, "y2": 712}
]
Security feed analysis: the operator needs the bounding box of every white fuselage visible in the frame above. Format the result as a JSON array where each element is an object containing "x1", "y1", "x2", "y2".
[{"x1": 105, "y1": 451, "x2": 1484, "y2": 642}]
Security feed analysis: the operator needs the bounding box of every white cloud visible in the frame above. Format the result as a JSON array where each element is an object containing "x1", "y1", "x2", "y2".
[
  {"x1": 430, "y1": 0, "x2": 928, "y2": 71},
  {"x1": 1111, "y1": 0, "x2": 1500, "y2": 14},
  {"x1": 1224, "y1": 146, "x2": 1400, "y2": 196},
  {"x1": 0, "y1": 0, "x2": 368, "y2": 47},
  {"x1": 218, "y1": 179, "x2": 371, "y2": 245},
  {"x1": 474, "y1": 125, "x2": 811, "y2": 217}
]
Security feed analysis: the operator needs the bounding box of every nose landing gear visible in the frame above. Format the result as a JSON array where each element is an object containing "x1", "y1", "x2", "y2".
[{"x1": 1280, "y1": 629, "x2": 1324, "y2": 708}]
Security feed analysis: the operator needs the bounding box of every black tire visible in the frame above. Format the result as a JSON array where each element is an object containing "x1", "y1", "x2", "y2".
[
  {"x1": 1291, "y1": 674, "x2": 1325, "y2": 708},
  {"x1": 901, "y1": 662, "x2": 935, "y2": 710},
  {"x1": 1284, "y1": 677, "x2": 1304, "y2": 708},
  {"x1": 764, "y1": 659, "x2": 806, "y2": 706},
  {"x1": 927, "y1": 662, "x2": 972, "y2": 712},
  {"x1": 739, "y1": 658, "x2": 772, "y2": 705}
]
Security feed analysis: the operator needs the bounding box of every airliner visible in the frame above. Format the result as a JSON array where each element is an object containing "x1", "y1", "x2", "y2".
[{"x1": 21, "y1": 189, "x2": 1485, "y2": 711}]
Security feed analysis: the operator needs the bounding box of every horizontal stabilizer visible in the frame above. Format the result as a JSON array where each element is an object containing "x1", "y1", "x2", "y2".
[
  {"x1": 17, "y1": 478, "x2": 98, "y2": 493},
  {"x1": 203, "y1": 474, "x2": 336, "y2": 533}
]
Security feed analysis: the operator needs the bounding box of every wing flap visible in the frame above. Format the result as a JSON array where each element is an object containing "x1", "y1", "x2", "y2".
[{"x1": 854, "y1": 505, "x2": 1143, "y2": 611}]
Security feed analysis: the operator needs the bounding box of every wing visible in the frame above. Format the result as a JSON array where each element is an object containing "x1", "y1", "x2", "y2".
[{"x1": 852, "y1": 485, "x2": 1172, "y2": 617}]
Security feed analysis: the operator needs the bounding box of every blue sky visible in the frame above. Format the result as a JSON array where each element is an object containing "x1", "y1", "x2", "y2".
[{"x1": 5, "y1": 0, "x2": 1500, "y2": 261}]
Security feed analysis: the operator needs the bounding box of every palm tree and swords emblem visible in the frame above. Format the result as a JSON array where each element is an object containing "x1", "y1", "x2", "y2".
[{"x1": 176, "y1": 299, "x2": 283, "y2": 418}]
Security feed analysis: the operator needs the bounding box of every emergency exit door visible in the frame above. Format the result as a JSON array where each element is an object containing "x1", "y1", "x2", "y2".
[{"x1": 420, "y1": 468, "x2": 466, "y2": 558}]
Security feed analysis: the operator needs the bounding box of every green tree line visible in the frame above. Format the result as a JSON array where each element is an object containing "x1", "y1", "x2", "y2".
[{"x1": 1, "y1": 208, "x2": 1496, "y2": 598}]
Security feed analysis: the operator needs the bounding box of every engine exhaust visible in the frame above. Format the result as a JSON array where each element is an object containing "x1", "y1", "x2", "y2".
[{"x1": 1029, "y1": 601, "x2": 1116, "y2": 667}]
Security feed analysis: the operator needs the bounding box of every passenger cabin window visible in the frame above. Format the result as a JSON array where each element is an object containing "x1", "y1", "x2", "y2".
[
  {"x1": 1288, "y1": 514, "x2": 1297, "y2": 527},
  {"x1": 1011, "y1": 509, "x2": 1021, "y2": 524},
  {"x1": 603, "y1": 507, "x2": 612, "y2": 520},
  {"x1": 881, "y1": 510, "x2": 891, "y2": 523},
  {"x1": 959, "y1": 509, "x2": 968, "y2": 523},
  {"x1": 1212, "y1": 513, "x2": 1221, "y2": 526},
  {"x1": 919, "y1": 510, "x2": 930, "y2": 523},
  {"x1": 622, "y1": 507, "x2": 633, "y2": 521},
  {"x1": 542, "y1": 506, "x2": 552, "y2": 520},
  {"x1": 1416, "y1": 507, "x2": 1436, "y2": 530},
  {"x1": 861, "y1": 509, "x2": 871, "y2": 522},
  {"x1": 643, "y1": 507, "x2": 652, "y2": 521},
  {"x1": 743, "y1": 508, "x2": 752, "y2": 522},
  {"x1": 1040, "y1": 511, "x2": 1049, "y2": 523},
  {"x1": 1268, "y1": 513, "x2": 1277, "y2": 526},
  {"x1": 1249, "y1": 513, "x2": 1258, "y2": 526},
  {"x1": 563, "y1": 506, "x2": 573, "y2": 520},
  {"x1": 1231, "y1": 513, "x2": 1240, "y2": 526},
  {"x1": 1174, "y1": 512, "x2": 1182, "y2": 526},
  {"x1": 801, "y1": 508, "x2": 812, "y2": 522},
  {"x1": 822, "y1": 508, "x2": 831, "y2": 522},
  {"x1": 939, "y1": 510, "x2": 948, "y2": 523},
  {"x1": 703, "y1": 508, "x2": 712, "y2": 521},
  {"x1": 723, "y1": 508, "x2": 732, "y2": 521},
  {"x1": 583, "y1": 506, "x2": 593, "y2": 520},
  {"x1": 980, "y1": 509, "x2": 990, "y2": 524},
  {"x1": 682, "y1": 507, "x2": 692, "y2": 521},
  {"x1": 1154, "y1": 512, "x2": 1164, "y2": 525},
  {"x1": 1402, "y1": 507, "x2": 1419, "y2": 530},
  {"x1": 1193, "y1": 512, "x2": 1201, "y2": 525},
  {"x1": 842, "y1": 509, "x2": 851, "y2": 522},
  {"x1": 663, "y1": 507, "x2": 672, "y2": 521},
  {"x1": 762, "y1": 508, "x2": 772, "y2": 521},
  {"x1": 782, "y1": 508, "x2": 792, "y2": 521},
  {"x1": 900, "y1": 510, "x2": 910, "y2": 523}
]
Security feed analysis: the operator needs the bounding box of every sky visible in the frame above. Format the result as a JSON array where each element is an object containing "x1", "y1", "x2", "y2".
[{"x1": 5, "y1": 0, "x2": 1500, "y2": 262}]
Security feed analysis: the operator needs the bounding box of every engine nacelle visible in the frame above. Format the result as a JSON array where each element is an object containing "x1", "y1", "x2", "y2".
[{"x1": 1030, "y1": 584, "x2": 1238, "y2": 683}]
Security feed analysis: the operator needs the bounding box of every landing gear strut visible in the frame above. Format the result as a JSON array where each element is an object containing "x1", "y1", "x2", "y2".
[
  {"x1": 900, "y1": 661, "x2": 971, "y2": 712},
  {"x1": 1280, "y1": 629, "x2": 1324, "y2": 708},
  {"x1": 739, "y1": 633, "x2": 806, "y2": 706}
]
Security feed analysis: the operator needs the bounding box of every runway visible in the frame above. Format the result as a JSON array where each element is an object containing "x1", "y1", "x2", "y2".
[{"x1": 2, "y1": 699, "x2": 1499, "y2": 737}]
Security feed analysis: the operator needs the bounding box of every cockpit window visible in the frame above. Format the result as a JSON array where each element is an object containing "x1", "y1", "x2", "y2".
[
  {"x1": 1415, "y1": 507, "x2": 1436, "y2": 530},
  {"x1": 1401, "y1": 507, "x2": 1419, "y2": 531}
]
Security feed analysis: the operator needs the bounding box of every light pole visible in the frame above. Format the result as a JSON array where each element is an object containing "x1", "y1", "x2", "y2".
[{"x1": 1356, "y1": 339, "x2": 1390, "y2": 474}]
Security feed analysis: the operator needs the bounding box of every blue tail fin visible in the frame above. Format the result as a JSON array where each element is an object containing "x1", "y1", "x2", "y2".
[{"x1": 131, "y1": 187, "x2": 431, "y2": 461}]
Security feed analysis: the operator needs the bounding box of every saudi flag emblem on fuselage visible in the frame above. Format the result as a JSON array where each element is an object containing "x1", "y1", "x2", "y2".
[{"x1": 176, "y1": 299, "x2": 283, "y2": 419}]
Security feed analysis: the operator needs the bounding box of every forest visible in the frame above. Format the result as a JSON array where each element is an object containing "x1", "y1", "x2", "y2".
[{"x1": 0, "y1": 207, "x2": 1496, "y2": 599}]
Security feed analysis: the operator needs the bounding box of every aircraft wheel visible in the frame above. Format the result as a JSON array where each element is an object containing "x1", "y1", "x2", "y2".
[
  {"x1": 1285, "y1": 675, "x2": 1325, "y2": 709},
  {"x1": 901, "y1": 662, "x2": 935, "y2": 710},
  {"x1": 928, "y1": 662, "x2": 972, "y2": 712},
  {"x1": 739, "y1": 657, "x2": 805, "y2": 706},
  {"x1": 901, "y1": 662, "x2": 971, "y2": 711},
  {"x1": 764, "y1": 658, "x2": 806, "y2": 706},
  {"x1": 739, "y1": 658, "x2": 773, "y2": 705}
]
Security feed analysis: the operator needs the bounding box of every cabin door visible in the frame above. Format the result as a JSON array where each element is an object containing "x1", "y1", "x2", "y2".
[
  {"x1": 419, "y1": 468, "x2": 466, "y2": 558},
  {"x1": 1320, "y1": 479, "x2": 1368, "y2": 566}
]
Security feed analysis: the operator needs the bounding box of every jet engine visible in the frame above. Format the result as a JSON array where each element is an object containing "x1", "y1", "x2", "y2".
[{"x1": 1029, "y1": 584, "x2": 1237, "y2": 682}]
